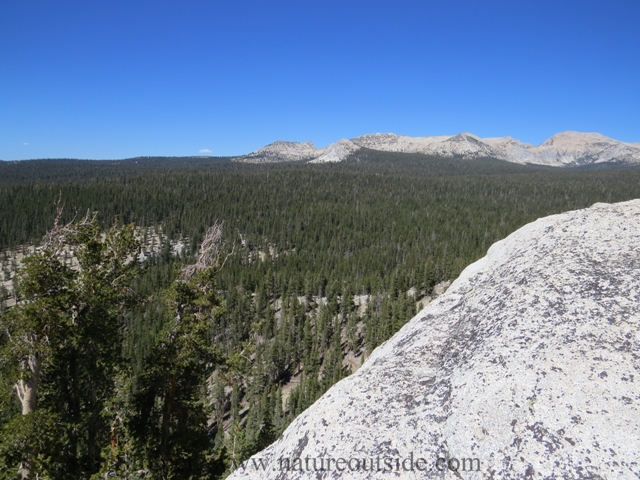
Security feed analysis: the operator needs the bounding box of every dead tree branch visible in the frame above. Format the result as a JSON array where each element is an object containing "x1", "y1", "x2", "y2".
[
  {"x1": 42, "y1": 200, "x2": 95, "y2": 255},
  {"x1": 182, "y1": 221, "x2": 232, "y2": 281}
]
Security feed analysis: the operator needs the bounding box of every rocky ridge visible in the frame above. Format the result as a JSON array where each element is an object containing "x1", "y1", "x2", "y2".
[
  {"x1": 239, "y1": 140, "x2": 322, "y2": 163},
  {"x1": 308, "y1": 139, "x2": 360, "y2": 163},
  {"x1": 234, "y1": 131, "x2": 640, "y2": 167},
  {"x1": 229, "y1": 199, "x2": 640, "y2": 479}
]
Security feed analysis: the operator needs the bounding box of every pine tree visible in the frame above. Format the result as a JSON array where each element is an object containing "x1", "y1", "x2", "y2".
[
  {"x1": 122, "y1": 224, "x2": 227, "y2": 479},
  {"x1": 0, "y1": 212, "x2": 139, "y2": 479}
]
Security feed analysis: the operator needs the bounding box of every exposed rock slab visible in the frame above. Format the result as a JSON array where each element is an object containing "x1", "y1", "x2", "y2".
[
  {"x1": 238, "y1": 140, "x2": 322, "y2": 163},
  {"x1": 309, "y1": 139, "x2": 360, "y2": 163},
  {"x1": 229, "y1": 200, "x2": 640, "y2": 479}
]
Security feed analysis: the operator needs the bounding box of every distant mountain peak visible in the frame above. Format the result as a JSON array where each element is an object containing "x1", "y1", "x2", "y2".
[
  {"x1": 443, "y1": 132, "x2": 484, "y2": 145},
  {"x1": 540, "y1": 131, "x2": 612, "y2": 148},
  {"x1": 448, "y1": 132, "x2": 480, "y2": 140},
  {"x1": 309, "y1": 139, "x2": 359, "y2": 163},
  {"x1": 237, "y1": 140, "x2": 320, "y2": 163}
]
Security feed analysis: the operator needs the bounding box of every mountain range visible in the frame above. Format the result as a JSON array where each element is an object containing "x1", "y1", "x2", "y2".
[{"x1": 235, "y1": 131, "x2": 640, "y2": 167}]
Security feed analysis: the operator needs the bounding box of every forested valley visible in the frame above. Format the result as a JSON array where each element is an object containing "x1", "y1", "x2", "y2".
[{"x1": 1, "y1": 150, "x2": 640, "y2": 479}]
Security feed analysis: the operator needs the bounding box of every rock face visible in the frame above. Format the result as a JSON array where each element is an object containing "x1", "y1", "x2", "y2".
[
  {"x1": 309, "y1": 139, "x2": 360, "y2": 163},
  {"x1": 229, "y1": 200, "x2": 640, "y2": 479},
  {"x1": 238, "y1": 140, "x2": 322, "y2": 163},
  {"x1": 234, "y1": 131, "x2": 640, "y2": 166},
  {"x1": 531, "y1": 132, "x2": 640, "y2": 166}
]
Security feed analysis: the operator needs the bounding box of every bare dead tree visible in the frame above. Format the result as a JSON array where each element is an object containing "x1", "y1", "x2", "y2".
[
  {"x1": 41, "y1": 198, "x2": 95, "y2": 256},
  {"x1": 181, "y1": 221, "x2": 232, "y2": 282}
]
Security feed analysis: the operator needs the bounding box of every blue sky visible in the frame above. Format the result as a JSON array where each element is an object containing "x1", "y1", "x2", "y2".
[{"x1": 1, "y1": 0, "x2": 639, "y2": 160}]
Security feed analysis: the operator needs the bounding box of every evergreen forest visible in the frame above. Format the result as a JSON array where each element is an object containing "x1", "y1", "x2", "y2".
[{"x1": 1, "y1": 150, "x2": 640, "y2": 478}]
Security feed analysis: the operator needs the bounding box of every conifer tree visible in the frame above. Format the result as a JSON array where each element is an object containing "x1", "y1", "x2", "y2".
[
  {"x1": 0, "y1": 212, "x2": 139, "y2": 479},
  {"x1": 117, "y1": 223, "x2": 227, "y2": 479}
]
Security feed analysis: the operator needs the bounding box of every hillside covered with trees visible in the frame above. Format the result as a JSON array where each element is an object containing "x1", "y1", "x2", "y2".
[{"x1": 1, "y1": 151, "x2": 640, "y2": 478}]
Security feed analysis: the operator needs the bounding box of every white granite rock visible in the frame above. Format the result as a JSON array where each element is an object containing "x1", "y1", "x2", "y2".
[
  {"x1": 239, "y1": 140, "x2": 322, "y2": 163},
  {"x1": 309, "y1": 139, "x2": 360, "y2": 163},
  {"x1": 229, "y1": 200, "x2": 640, "y2": 479}
]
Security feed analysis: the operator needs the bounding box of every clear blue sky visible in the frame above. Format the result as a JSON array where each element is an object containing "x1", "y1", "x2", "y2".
[{"x1": 1, "y1": 0, "x2": 639, "y2": 160}]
